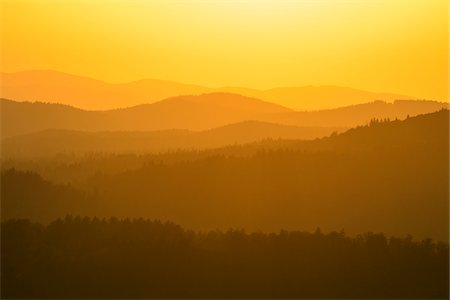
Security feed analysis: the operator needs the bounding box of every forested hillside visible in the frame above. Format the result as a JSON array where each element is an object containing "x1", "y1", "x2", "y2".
[
  {"x1": 2, "y1": 111, "x2": 448, "y2": 241},
  {"x1": 2, "y1": 218, "x2": 448, "y2": 299},
  {"x1": 1, "y1": 97, "x2": 447, "y2": 138}
]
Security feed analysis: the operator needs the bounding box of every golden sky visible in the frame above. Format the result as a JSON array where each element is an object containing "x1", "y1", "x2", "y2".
[{"x1": 1, "y1": 0, "x2": 448, "y2": 101}]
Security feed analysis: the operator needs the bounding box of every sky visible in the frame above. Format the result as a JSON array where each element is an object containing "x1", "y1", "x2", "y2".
[{"x1": 1, "y1": 0, "x2": 448, "y2": 101}]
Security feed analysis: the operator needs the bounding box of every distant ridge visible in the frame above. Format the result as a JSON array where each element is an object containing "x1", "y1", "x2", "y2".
[
  {"x1": 0, "y1": 93, "x2": 290, "y2": 138},
  {"x1": 261, "y1": 99, "x2": 449, "y2": 127},
  {"x1": 1, "y1": 70, "x2": 416, "y2": 110},
  {"x1": 2, "y1": 110, "x2": 448, "y2": 242},
  {"x1": 0, "y1": 121, "x2": 344, "y2": 157},
  {"x1": 1, "y1": 96, "x2": 448, "y2": 138}
]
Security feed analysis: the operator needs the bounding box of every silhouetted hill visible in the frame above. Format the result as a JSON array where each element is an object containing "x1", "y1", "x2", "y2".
[
  {"x1": 0, "y1": 169, "x2": 90, "y2": 221},
  {"x1": 0, "y1": 99, "x2": 107, "y2": 138},
  {"x1": 1, "y1": 97, "x2": 447, "y2": 138},
  {"x1": 0, "y1": 94, "x2": 291, "y2": 137},
  {"x1": 284, "y1": 108, "x2": 450, "y2": 152},
  {"x1": 327, "y1": 108, "x2": 449, "y2": 148},
  {"x1": 2, "y1": 217, "x2": 448, "y2": 299},
  {"x1": 1, "y1": 70, "x2": 416, "y2": 110},
  {"x1": 1, "y1": 121, "x2": 343, "y2": 157},
  {"x1": 195, "y1": 121, "x2": 340, "y2": 146},
  {"x1": 2, "y1": 111, "x2": 448, "y2": 241},
  {"x1": 0, "y1": 70, "x2": 207, "y2": 110},
  {"x1": 105, "y1": 93, "x2": 292, "y2": 132},
  {"x1": 168, "y1": 93, "x2": 291, "y2": 114},
  {"x1": 262, "y1": 100, "x2": 449, "y2": 127}
]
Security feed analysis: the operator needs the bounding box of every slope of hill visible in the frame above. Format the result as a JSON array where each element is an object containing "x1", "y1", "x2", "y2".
[
  {"x1": 262, "y1": 100, "x2": 449, "y2": 127},
  {"x1": 280, "y1": 108, "x2": 450, "y2": 152},
  {"x1": 1, "y1": 121, "x2": 343, "y2": 157},
  {"x1": 1, "y1": 168, "x2": 90, "y2": 221},
  {"x1": 325, "y1": 108, "x2": 449, "y2": 148},
  {"x1": 2, "y1": 111, "x2": 448, "y2": 241},
  {"x1": 0, "y1": 93, "x2": 291, "y2": 137},
  {"x1": 0, "y1": 99, "x2": 110, "y2": 138},
  {"x1": 105, "y1": 93, "x2": 292, "y2": 132},
  {"x1": 0, "y1": 70, "x2": 207, "y2": 110},
  {"x1": 1, "y1": 97, "x2": 447, "y2": 138},
  {"x1": 1, "y1": 70, "x2": 416, "y2": 110}
]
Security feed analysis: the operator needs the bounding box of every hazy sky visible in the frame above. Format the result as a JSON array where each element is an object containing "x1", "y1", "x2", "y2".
[{"x1": 1, "y1": 0, "x2": 448, "y2": 100}]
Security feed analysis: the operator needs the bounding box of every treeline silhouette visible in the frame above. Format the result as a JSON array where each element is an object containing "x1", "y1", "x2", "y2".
[
  {"x1": 2, "y1": 217, "x2": 448, "y2": 299},
  {"x1": 1, "y1": 110, "x2": 449, "y2": 298},
  {"x1": 2, "y1": 111, "x2": 449, "y2": 241},
  {"x1": 1, "y1": 122, "x2": 345, "y2": 158},
  {"x1": 2, "y1": 109, "x2": 448, "y2": 187}
]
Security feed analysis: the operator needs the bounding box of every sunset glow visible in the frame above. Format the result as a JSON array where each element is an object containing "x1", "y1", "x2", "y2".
[
  {"x1": 1, "y1": 0, "x2": 448, "y2": 105},
  {"x1": 1, "y1": 1, "x2": 449, "y2": 298}
]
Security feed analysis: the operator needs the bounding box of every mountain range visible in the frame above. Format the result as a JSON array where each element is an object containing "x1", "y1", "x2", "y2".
[
  {"x1": 2, "y1": 110, "x2": 448, "y2": 241},
  {"x1": 1, "y1": 122, "x2": 345, "y2": 158},
  {"x1": 1, "y1": 94, "x2": 447, "y2": 139},
  {"x1": 1, "y1": 70, "x2": 415, "y2": 110}
]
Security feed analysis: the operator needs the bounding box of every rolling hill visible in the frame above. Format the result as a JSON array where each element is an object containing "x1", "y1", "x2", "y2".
[
  {"x1": 0, "y1": 70, "x2": 207, "y2": 110},
  {"x1": 262, "y1": 99, "x2": 449, "y2": 127},
  {"x1": 1, "y1": 70, "x2": 415, "y2": 110},
  {"x1": 1, "y1": 95, "x2": 447, "y2": 139},
  {"x1": 1, "y1": 121, "x2": 343, "y2": 157},
  {"x1": 0, "y1": 93, "x2": 291, "y2": 137},
  {"x1": 2, "y1": 110, "x2": 448, "y2": 241}
]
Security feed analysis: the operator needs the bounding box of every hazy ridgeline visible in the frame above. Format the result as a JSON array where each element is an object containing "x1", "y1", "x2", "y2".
[
  {"x1": 1, "y1": 97, "x2": 447, "y2": 139},
  {"x1": 2, "y1": 217, "x2": 448, "y2": 299},
  {"x1": 1, "y1": 108, "x2": 449, "y2": 299},
  {"x1": 0, "y1": 70, "x2": 415, "y2": 110},
  {"x1": 2, "y1": 1, "x2": 448, "y2": 298},
  {"x1": 2, "y1": 110, "x2": 449, "y2": 241}
]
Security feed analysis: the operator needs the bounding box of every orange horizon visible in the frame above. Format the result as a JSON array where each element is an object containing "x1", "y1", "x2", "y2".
[
  {"x1": 1, "y1": 0, "x2": 447, "y2": 105},
  {"x1": 3, "y1": 69, "x2": 447, "y2": 111},
  {"x1": 0, "y1": 68, "x2": 428, "y2": 95}
]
